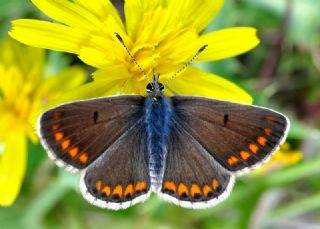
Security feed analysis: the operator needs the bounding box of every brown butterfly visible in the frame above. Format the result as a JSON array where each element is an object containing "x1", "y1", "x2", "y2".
[{"x1": 37, "y1": 34, "x2": 289, "y2": 210}]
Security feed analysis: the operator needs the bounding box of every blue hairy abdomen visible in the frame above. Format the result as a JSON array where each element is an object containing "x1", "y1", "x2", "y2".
[{"x1": 144, "y1": 96, "x2": 172, "y2": 187}]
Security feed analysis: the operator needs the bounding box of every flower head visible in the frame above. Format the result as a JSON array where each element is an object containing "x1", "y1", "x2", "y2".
[
  {"x1": 10, "y1": 0, "x2": 259, "y2": 103},
  {"x1": 0, "y1": 38, "x2": 86, "y2": 206}
]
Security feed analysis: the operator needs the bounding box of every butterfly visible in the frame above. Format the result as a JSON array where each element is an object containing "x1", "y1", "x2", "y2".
[{"x1": 37, "y1": 71, "x2": 289, "y2": 210}]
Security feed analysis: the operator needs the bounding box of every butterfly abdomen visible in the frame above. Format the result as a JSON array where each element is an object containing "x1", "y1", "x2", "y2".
[{"x1": 144, "y1": 96, "x2": 173, "y2": 189}]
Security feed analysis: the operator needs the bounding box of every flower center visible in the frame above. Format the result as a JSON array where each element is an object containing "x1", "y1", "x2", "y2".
[{"x1": 129, "y1": 44, "x2": 160, "y2": 79}]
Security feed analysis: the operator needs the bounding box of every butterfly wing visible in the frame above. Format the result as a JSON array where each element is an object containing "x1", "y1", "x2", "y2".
[
  {"x1": 158, "y1": 120, "x2": 235, "y2": 209},
  {"x1": 81, "y1": 118, "x2": 151, "y2": 210},
  {"x1": 37, "y1": 95, "x2": 145, "y2": 172},
  {"x1": 38, "y1": 95, "x2": 151, "y2": 209},
  {"x1": 171, "y1": 96, "x2": 290, "y2": 174}
]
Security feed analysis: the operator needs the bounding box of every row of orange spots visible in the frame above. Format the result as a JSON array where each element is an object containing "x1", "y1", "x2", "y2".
[
  {"x1": 95, "y1": 181, "x2": 147, "y2": 198},
  {"x1": 163, "y1": 179, "x2": 220, "y2": 198},
  {"x1": 227, "y1": 129, "x2": 272, "y2": 166},
  {"x1": 51, "y1": 123, "x2": 89, "y2": 164},
  {"x1": 227, "y1": 143, "x2": 259, "y2": 166}
]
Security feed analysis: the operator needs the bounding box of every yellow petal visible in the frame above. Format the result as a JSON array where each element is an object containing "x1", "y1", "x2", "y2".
[
  {"x1": 126, "y1": 0, "x2": 223, "y2": 39},
  {"x1": 28, "y1": 66, "x2": 87, "y2": 131},
  {"x1": 93, "y1": 66, "x2": 131, "y2": 82},
  {"x1": 196, "y1": 27, "x2": 260, "y2": 61},
  {"x1": 165, "y1": 67, "x2": 253, "y2": 104},
  {"x1": 45, "y1": 80, "x2": 123, "y2": 109},
  {"x1": 167, "y1": 0, "x2": 224, "y2": 32},
  {"x1": 74, "y1": 0, "x2": 124, "y2": 30},
  {"x1": 9, "y1": 19, "x2": 85, "y2": 53},
  {"x1": 31, "y1": 0, "x2": 102, "y2": 31},
  {"x1": 0, "y1": 131, "x2": 26, "y2": 206},
  {"x1": 0, "y1": 38, "x2": 45, "y2": 74},
  {"x1": 78, "y1": 15, "x2": 128, "y2": 68},
  {"x1": 45, "y1": 65, "x2": 87, "y2": 96},
  {"x1": 125, "y1": 0, "x2": 162, "y2": 39}
]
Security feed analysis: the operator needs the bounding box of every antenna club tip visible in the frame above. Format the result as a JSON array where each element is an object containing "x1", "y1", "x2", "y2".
[
  {"x1": 114, "y1": 32, "x2": 124, "y2": 43},
  {"x1": 199, "y1": 44, "x2": 208, "y2": 53}
]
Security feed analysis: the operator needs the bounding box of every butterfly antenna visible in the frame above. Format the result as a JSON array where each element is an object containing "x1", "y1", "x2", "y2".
[
  {"x1": 114, "y1": 32, "x2": 153, "y2": 86},
  {"x1": 164, "y1": 45, "x2": 208, "y2": 85}
]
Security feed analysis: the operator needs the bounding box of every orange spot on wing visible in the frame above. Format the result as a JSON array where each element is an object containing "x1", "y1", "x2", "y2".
[
  {"x1": 257, "y1": 136, "x2": 267, "y2": 146},
  {"x1": 112, "y1": 185, "x2": 123, "y2": 197},
  {"x1": 164, "y1": 181, "x2": 176, "y2": 193},
  {"x1": 264, "y1": 128, "x2": 272, "y2": 136},
  {"x1": 135, "y1": 181, "x2": 146, "y2": 192},
  {"x1": 96, "y1": 180, "x2": 102, "y2": 191},
  {"x1": 249, "y1": 143, "x2": 259, "y2": 154},
  {"x1": 190, "y1": 184, "x2": 201, "y2": 197},
  {"x1": 61, "y1": 139, "x2": 71, "y2": 150},
  {"x1": 124, "y1": 184, "x2": 134, "y2": 197},
  {"x1": 203, "y1": 185, "x2": 212, "y2": 196},
  {"x1": 212, "y1": 179, "x2": 219, "y2": 190},
  {"x1": 51, "y1": 124, "x2": 60, "y2": 131},
  {"x1": 79, "y1": 153, "x2": 89, "y2": 164},
  {"x1": 266, "y1": 116, "x2": 274, "y2": 123},
  {"x1": 52, "y1": 112, "x2": 61, "y2": 119},
  {"x1": 68, "y1": 147, "x2": 79, "y2": 158},
  {"x1": 54, "y1": 132, "x2": 64, "y2": 141},
  {"x1": 102, "y1": 186, "x2": 111, "y2": 196},
  {"x1": 227, "y1": 156, "x2": 239, "y2": 166},
  {"x1": 240, "y1": 151, "x2": 251, "y2": 160},
  {"x1": 178, "y1": 183, "x2": 189, "y2": 196}
]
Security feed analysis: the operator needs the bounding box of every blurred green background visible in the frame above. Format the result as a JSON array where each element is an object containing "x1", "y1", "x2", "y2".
[{"x1": 0, "y1": 0, "x2": 320, "y2": 228}]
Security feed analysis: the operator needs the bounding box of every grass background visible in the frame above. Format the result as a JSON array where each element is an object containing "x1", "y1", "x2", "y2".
[{"x1": 0, "y1": 0, "x2": 320, "y2": 228}]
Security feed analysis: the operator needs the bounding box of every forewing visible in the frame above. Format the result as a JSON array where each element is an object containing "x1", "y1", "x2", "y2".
[
  {"x1": 158, "y1": 120, "x2": 235, "y2": 209},
  {"x1": 171, "y1": 96, "x2": 289, "y2": 174},
  {"x1": 38, "y1": 95, "x2": 145, "y2": 172},
  {"x1": 81, "y1": 119, "x2": 151, "y2": 210}
]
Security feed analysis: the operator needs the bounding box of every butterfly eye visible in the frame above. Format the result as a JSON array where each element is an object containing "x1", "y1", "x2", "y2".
[
  {"x1": 159, "y1": 83, "x2": 164, "y2": 91},
  {"x1": 146, "y1": 83, "x2": 153, "y2": 92}
]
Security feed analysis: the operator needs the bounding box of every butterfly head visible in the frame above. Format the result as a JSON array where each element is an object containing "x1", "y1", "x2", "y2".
[{"x1": 146, "y1": 73, "x2": 164, "y2": 98}]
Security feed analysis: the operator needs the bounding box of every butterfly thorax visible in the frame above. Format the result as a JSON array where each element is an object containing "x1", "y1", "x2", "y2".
[{"x1": 144, "y1": 92, "x2": 172, "y2": 190}]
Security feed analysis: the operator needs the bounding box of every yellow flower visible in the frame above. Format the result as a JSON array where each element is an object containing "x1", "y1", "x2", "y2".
[
  {"x1": 253, "y1": 143, "x2": 302, "y2": 175},
  {"x1": 0, "y1": 38, "x2": 86, "y2": 206},
  {"x1": 9, "y1": 0, "x2": 259, "y2": 104}
]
